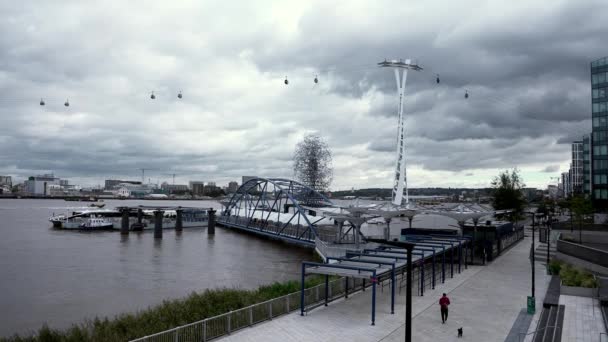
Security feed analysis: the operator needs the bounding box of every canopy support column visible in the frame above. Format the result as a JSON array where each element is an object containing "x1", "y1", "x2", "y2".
[{"x1": 300, "y1": 264, "x2": 306, "y2": 316}]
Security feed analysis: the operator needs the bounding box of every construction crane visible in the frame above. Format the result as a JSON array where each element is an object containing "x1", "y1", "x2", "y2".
[
  {"x1": 162, "y1": 173, "x2": 178, "y2": 185},
  {"x1": 137, "y1": 168, "x2": 157, "y2": 184}
]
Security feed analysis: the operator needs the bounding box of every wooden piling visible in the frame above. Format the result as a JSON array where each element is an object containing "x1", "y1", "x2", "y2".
[
  {"x1": 175, "y1": 207, "x2": 183, "y2": 232},
  {"x1": 208, "y1": 208, "x2": 216, "y2": 235},
  {"x1": 120, "y1": 209, "x2": 129, "y2": 235},
  {"x1": 154, "y1": 210, "x2": 163, "y2": 239}
]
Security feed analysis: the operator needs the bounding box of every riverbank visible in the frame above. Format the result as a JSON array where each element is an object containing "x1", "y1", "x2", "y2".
[{"x1": 0, "y1": 277, "x2": 327, "y2": 342}]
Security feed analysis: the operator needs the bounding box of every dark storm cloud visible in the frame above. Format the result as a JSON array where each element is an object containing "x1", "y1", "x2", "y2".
[{"x1": 0, "y1": 0, "x2": 605, "y2": 188}]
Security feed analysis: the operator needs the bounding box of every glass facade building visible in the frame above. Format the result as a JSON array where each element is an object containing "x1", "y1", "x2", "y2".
[
  {"x1": 583, "y1": 134, "x2": 592, "y2": 195},
  {"x1": 592, "y1": 56, "x2": 608, "y2": 203},
  {"x1": 571, "y1": 141, "x2": 583, "y2": 194}
]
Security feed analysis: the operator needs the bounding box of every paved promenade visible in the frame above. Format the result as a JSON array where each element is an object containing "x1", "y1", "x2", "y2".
[
  {"x1": 220, "y1": 236, "x2": 551, "y2": 342},
  {"x1": 559, "y1": 295, "x2": 606, "y2": 342}
]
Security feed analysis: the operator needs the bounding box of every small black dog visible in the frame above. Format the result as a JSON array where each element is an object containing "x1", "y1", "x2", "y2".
[{"x1": 457, "y1": 327, "x2": 463, "y2": 338}]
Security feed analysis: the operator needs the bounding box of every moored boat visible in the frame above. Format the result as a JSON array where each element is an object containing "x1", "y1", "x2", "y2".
[
  {"x1": 49, "y1": 207, "x2": 209, "y2": 230},
  {"x1": 80, "y1": 216, "x2": 114, "y2": 230}
]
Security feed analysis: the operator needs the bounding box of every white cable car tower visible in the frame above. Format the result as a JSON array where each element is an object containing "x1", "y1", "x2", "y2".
[{"x1": 378, "y1": 59, "x2": 422, "y2": 206}]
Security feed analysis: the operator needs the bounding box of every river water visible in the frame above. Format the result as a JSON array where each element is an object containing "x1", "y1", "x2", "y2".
[{"x1": 0, "y1": 198, "x2": 313, "y2": 337}]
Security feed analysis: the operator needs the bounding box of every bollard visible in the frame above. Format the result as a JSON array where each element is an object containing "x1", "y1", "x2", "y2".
[
  {"x1": 175, "y1": 208, "x2": 183, "y2": 232},
  {"x1": 137, "y1": 208, "x2": 143, "y2": 224},
  {"x1": 120, "y1": 209, "x2": 129, "y2": 235},
  {"x1": 207, "y1": 208, "x2": 216, "y2": 235},
  {"x1": 154, "y1": 210, "x2": 164, "y2": 239}
]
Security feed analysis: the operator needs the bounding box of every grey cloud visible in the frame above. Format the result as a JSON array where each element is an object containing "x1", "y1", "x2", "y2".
[
  {"x1": 0, "y1": 0, "x2": 605, "y2": 189},
  {"x1": 542, "y1": 165, "x2": 560, "y2": 173}
]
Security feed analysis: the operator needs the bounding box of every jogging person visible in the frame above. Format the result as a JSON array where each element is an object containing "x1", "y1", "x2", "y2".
[{"x1": 439, "y1": 293, "x2": 450, "y2": 323}]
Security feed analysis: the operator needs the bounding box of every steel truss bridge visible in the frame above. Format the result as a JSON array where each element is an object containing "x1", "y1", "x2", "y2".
[{"x1": 217, "y1": 178, "x2": 335, "y2": 247}]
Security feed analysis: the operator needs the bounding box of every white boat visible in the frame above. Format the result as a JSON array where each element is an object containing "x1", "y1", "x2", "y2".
[
  {"x1": 80, "y1": 216, "x2": 114, "y2": 230},
  {"x1": 49, "y1": 208, "x2": 208, "y2": 230},
  {"x1": 89, "y1": 201, "x2": 106, "y2": 208},
  {"x1": 49, "y1": 210, "x2": 120, "y2": 229}
]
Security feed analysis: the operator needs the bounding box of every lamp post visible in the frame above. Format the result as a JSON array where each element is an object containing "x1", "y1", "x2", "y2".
[
  {"x1": 367, "y1": 238, "x2": 416, "y2": 342},
  {"x1": 521, "y1": 210, "x2": 538, "y2": 314},
  {"x1": 531, "y1": 212, "x2": 535, "y2": 298},
  {"x1": 547, "y1": 212, "x2": 551, "y2": 266}
]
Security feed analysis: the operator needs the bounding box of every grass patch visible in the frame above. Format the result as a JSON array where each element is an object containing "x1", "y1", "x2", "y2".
[
  {"x1": 548, "y1": 259, "x2": 598, "y2": 288},
  {"x1": 1, "y1": 276, "x2": 330, "y2": 342}
]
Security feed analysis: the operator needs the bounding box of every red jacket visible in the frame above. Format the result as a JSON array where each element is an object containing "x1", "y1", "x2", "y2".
[{"x1": 439, "y1": 296, "x2": 450, "y2": 308}]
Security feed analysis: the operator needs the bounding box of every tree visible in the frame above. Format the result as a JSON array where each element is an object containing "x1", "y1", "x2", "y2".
[
  {"x1": 570, "y1": 195, "x2": 594, "y2": 244},
  {"x1": 491, "y1": 169, "x2": 526, "y2": 221},
  {"x1": 293, "y1": 134, "x2": 333, "y2": 191}
]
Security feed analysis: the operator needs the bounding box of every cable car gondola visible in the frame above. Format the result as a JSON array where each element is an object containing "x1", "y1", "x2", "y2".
[
  {"x1": 314, "y1": 75, "x2": 318, "y2": 84},
  {"x1": 150, "y1": 92, "x2": 156, "y2": 100},
  {"x1": 64, "y1": 99, "x2": 69, "y2": 107},
  {"x1": 39, "y1": 99, "x2": 45, "y2": 106},
  {"x1": 284, "y1": 76, "x2": 289, "y2": 85},
  {"x1": 464, "y1": 90, "x2": 469, "y2": 99},
  {"x1": 436, "y1": 74, "x2": 440, "y2": 84},
  {"x1": 177, "y1": 91, "x2": 182, "y2": 99}
]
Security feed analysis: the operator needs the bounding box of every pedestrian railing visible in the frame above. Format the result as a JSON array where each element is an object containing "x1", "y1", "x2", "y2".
[{"x1": 129, "y1": 276, "x2": 370, "y2": 342}]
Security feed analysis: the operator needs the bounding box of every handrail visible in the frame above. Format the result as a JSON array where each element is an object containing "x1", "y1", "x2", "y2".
[{"x1": 518, "y1": 326, "x2": 561, "y2": 342}]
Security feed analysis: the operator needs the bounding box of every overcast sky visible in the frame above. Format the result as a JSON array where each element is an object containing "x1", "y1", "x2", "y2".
[{"x1": 0, "y1": 0, "x2": 606, "y2": 190}]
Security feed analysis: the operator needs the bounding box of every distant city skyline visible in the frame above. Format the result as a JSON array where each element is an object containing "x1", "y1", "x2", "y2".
[{"x1": 1, "y1": 1, "x2": 607, "y2": 190}]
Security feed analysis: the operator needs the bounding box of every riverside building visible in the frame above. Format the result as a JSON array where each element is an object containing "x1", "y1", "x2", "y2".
[
  {"x1": 592, "y1": 56, "x2": 608, "y2": 205},
  {"x1": 583, "y1": 133, "x2": 592, "y2": 195},
  {"x1": 571, "y1": 140, "x2": 583, "y2": 194}
]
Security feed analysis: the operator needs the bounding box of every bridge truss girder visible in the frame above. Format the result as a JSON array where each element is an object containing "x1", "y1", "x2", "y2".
[{"x1": 219, "y1": 178, "x2": 334, "y2": 245}]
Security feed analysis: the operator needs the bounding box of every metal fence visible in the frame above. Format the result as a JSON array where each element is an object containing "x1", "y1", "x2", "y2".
[{"x1": 130, "y1": 277, "x2": 358, "y2": 342}]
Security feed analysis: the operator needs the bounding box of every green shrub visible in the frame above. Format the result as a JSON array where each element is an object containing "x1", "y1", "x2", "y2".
[
  {"x1": 548, "y1": 260, "x2": 562, "y2": 275},
  {"x1": 558, "y1": 262, "x2": 597, "y2": 288}
]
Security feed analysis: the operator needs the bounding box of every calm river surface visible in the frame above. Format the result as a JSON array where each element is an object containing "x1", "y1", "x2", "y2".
[{"x1": 0, "y1": 198, "x2": 313, "y2": 337}]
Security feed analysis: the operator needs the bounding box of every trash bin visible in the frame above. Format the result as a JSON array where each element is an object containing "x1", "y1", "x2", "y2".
[{"x1": 527, "y1": 296, "x2": 535, "y2": 314}]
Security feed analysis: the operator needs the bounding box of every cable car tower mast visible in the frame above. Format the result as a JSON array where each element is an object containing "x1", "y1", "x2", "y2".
[{"x1": 378, "y1": 58, "x2": 422, "y2": 206}]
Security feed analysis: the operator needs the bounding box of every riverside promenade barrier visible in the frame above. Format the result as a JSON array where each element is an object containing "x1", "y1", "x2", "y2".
[
  {"x1": 557, "y1": 237, "x2": 608, "y2": 268},
  {"x1": 129, "y1": 277, "x2": 367, "y2": 342}
]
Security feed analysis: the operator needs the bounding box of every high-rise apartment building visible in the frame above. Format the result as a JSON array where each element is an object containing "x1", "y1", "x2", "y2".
[
  {"x1": 0, "y1": 176, "x2": 12, "y2": 188},
  {"x1": 571, "y1": 141, "x2": 583, "y2": 194},
  {"x1": 227, "y1": 181, "x2": 238, "y2": 193},
  {"x1": 583, "y1": 134, "x2": 592, "y2": 195},
  {"x1": 562, "y1": 171, "x2": 570, "y2": 198},
  {"x1": 591, "y1": 56, "x2": 608, "y2": 204},
  {"x1": 189, "y1": 181, "x2": 205, "y2": 196}
]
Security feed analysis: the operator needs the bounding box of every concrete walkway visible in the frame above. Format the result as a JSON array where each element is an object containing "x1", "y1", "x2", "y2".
[
  {"x1": 219, "y1": 236, "x2": 551, "y2": 342},
  {"x1": 559, "y1": 295, "x2": 606, "y2": 342}
]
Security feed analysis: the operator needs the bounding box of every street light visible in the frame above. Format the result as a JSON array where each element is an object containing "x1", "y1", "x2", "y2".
[
  {"x1": 526, "y1": 211, "x2": 536, "y2": 298},
  {"x1": 547, "y1": 209, "x2": 552, "y2": 266},
  {"x1": 524, "y1": 210, "x2": 538, "y2": 314},
  {"x1": 367, "y1": 238, "x2": 416, "y2": 342}
]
